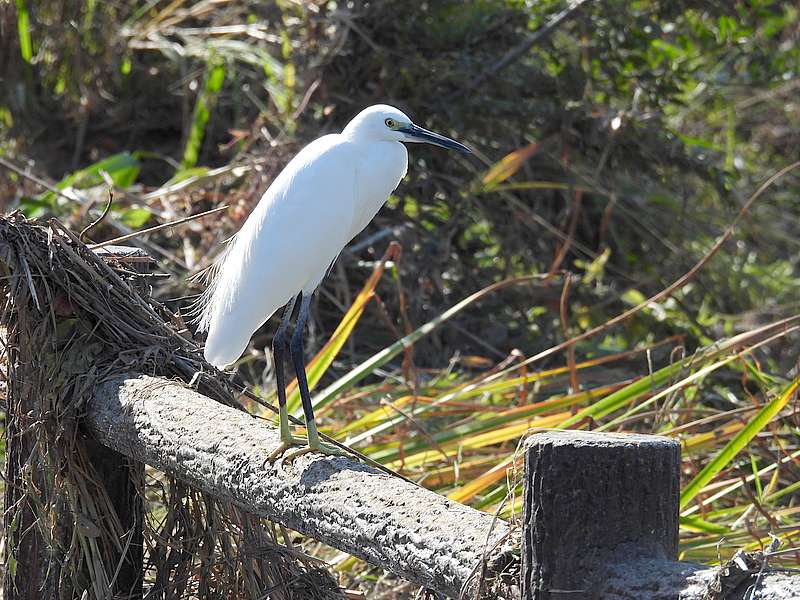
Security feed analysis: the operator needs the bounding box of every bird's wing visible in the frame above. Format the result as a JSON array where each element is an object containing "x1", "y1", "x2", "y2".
[
  {"x1": 200, "y1": 135, "x2": 359, "y2": 367},
  {"x1": 185, "y1": 232, "x2": 237, "y2": 322}
]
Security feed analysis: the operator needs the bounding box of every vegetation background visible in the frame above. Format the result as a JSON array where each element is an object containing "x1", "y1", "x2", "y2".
[{"x1": 0, "y1": 0, "x2": 798, "y2": 596}]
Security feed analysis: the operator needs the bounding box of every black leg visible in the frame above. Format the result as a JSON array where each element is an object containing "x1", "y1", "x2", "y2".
[
  {"x1": 282, "y1": 293, "x2": 344, "y2": 459},
  {"x1": 272, "y1": 295, "x2": 298, "y2": 444},
  {"x1": 288, "y1": 293, "x2": 322, "y2": 448}
]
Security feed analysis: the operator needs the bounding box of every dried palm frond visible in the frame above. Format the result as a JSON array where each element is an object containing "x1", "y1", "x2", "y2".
[{"x1": 0, "y1": 212, "x2": 342, "y2": 599}]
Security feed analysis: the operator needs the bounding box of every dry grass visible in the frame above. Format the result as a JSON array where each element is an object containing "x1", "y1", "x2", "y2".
[{"x1": 0, "y1": 213, "x2": 343, "y2": 599}]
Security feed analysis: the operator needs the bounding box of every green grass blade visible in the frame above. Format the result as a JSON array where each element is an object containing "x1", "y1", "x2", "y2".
[
  {"x1": 304, "y1": 276, "x2": 536, "y2": 418},
  {"x1": 560, "y1": 320, "x2": 800, "y2": 429},
  {"x1": 679, "y1": 375, "x2": 800, "y2": 509},
  {"x1": 349, "y1": 387, "x2": 612, "y2": 460},
  {"x1": 595, "y1": 354, "x2": 745, "y2": 432},
  {"x1": 181, "y1": 55, "x2": 226, "y2": 170},
  {"x1": 682, "y1": 449, "x2": 800, "y2": 517},
  {"x1": 16, "y1": 0, "x2": 32, "y2": 63},
  {"x1": 557, "y1": 359, "x2": 686, "y2": 428},
  {"x1": 679, "y1": 516, "x2": 730, "y2": 535}
]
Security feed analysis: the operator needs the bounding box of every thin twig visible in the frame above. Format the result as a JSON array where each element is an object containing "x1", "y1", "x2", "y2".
[
  {"x1": 291, "y1": 78, "x2": 321, "y2": 120},
  {"x1": 459, "y1": 0, "x2": 589, "y2": 95},
  {"x1": 380, "y1": 398, "x2": 451, "y2": 465},
  {"x1": 547, "y1": 188, "x2": 583, "y2": 276},
  {"x1": 80, "y1": 190, "x2": 114, "y2": 242},
  {"x1": 0, "y1": 156, "x2": 78, "y2": 204},
  {"x1": 88, "y1": 206, "x2": 229, "y2": 250},
  {"x1": 558, "y1": 273, "x2": 579, "y2": 394}
]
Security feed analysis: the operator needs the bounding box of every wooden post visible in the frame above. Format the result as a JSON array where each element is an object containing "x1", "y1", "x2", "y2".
[
  {"x1": 4, "y1": 243, "x2": 152, "y2": 600},
  {"x1": 4, "y1": 385, "x2": 55, "y2": 600},
  {"x1": 522, "y1": 431, "x2": 680, "y2": 599},
  {"x1": 89, "y1": 245, "x2": 152, "y2": 600}
]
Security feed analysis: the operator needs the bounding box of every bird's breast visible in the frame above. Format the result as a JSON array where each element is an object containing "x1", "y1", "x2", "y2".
[{"x1": 350, "y1": 141, "x2": 408, "y2": 236}]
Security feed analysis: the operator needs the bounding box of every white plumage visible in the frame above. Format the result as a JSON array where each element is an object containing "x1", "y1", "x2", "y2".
[
  {"x1": 194, "y1": 103, "x2": 469, "y2": 456},
  {"x1": 199, "y1": 105, "x2": 412, "y2": 367}
]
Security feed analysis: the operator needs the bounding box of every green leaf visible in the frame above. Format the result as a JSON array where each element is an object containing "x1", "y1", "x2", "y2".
[
  {"x1": 680, "y1": 376, "x2": 800, "y2": 509},
  {"x1": 118, "y1": 207, "x2": 152, "y2": 228},
  {"x1": 18, "y1": 196, "x2": 53, "y2": 218},
  {"x1": 167, "y1": 166, "x2": 210, "y2": 185},
  {"x1": 39, "y1": 152, "x2": 141, "y2": 206}
]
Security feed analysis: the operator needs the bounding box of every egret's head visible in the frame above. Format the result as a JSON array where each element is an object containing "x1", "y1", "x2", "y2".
[{"x1": 343, "y1": 104, "x2": 471, "y2": 154}]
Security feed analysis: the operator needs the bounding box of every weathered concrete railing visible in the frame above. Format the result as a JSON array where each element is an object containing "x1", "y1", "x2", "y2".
[
  {"x1": 83, "y1": 375, "x2": 799, "y2": 600},
  {"x1": 88, "y1": 374, "x2": 516, "y2": 599}
]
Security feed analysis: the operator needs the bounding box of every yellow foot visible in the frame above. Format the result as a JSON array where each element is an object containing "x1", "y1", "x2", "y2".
[
  {"x1": 283, "y1": 440, "x2": 348, "y2": 463},
  {"x1": 266, "y1": 435, "x2": 303, "y2": 463}
]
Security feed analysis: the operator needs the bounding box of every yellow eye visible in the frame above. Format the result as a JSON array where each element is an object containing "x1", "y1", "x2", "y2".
[{"x1": 385, "y1": 118, "x2": 397, "y2": 129}]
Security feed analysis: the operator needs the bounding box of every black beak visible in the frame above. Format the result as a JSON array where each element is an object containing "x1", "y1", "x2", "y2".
[{"x1": 398, "y1": 123, "x2": 472, "y2": 154}]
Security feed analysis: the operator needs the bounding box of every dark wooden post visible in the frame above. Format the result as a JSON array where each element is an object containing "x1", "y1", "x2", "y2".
[
  {"x1": 89, "y1": 245, "x2": 152, "y2": 600},
  {"x1": 4, "y1": 243, "x2": 151, "y2": 600},
  {"x1": 522, "y1": 431, "x2": 680, "y2": 599},
  {"x1": 4, "y1": 377, "x2": 55, "y2": 600}
]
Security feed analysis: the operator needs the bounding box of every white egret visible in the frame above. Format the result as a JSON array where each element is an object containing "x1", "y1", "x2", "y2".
[{"x1": 196, "y1": 104, "x2": 470, "y2": 457}]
